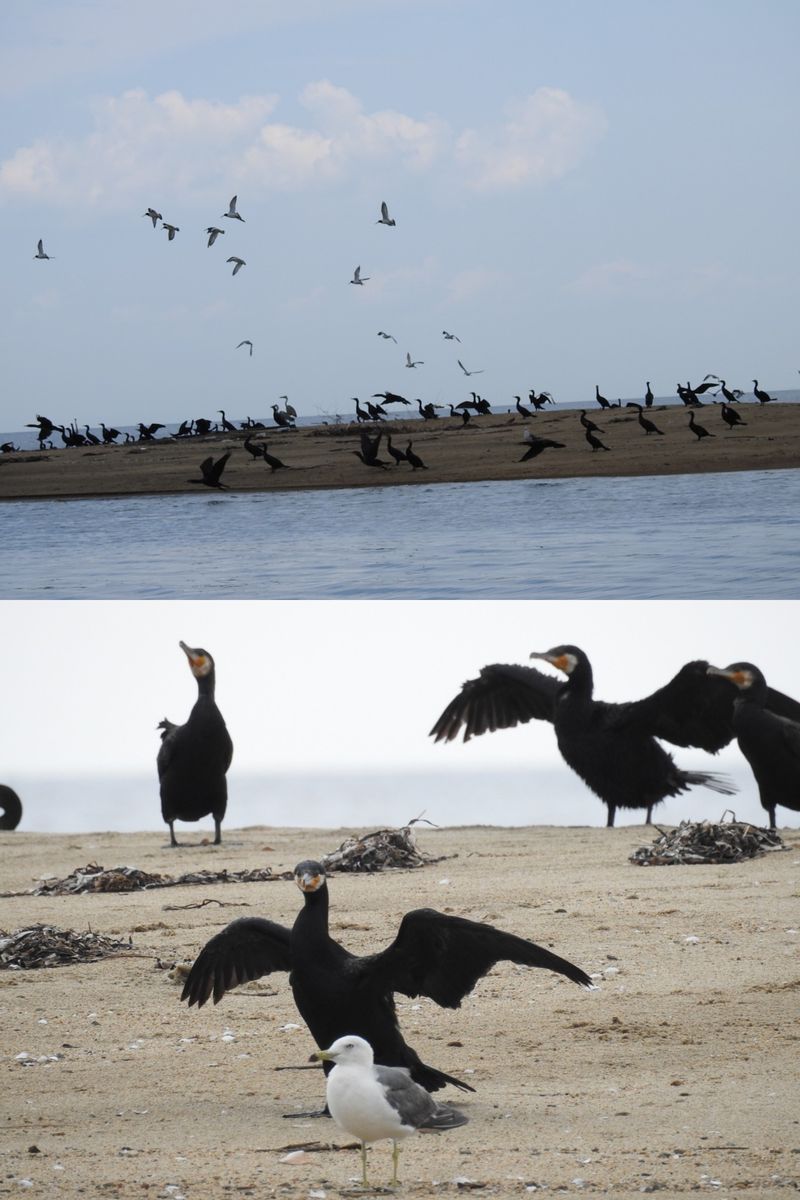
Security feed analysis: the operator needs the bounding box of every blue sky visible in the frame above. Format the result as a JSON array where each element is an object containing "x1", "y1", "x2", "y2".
[{"x1": 2, "y1": 0, "x2": 798, "y2": 430}]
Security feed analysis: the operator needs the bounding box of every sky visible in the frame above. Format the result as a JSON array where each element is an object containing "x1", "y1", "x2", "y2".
[
  {"x1": 1, "y1": 0, "x2": 799, "y2": 433},
  {"x1": 3, "y1": 598, "x2": 798, "y2": 783}
]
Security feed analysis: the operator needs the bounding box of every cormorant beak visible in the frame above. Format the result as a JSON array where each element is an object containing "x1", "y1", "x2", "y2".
[
  {"x1": 180, "y1": 641, "x2": 211, "y2": 677},
  {"x1": 707, "y1": 665, "x2": 750, "y2": 689},
  {"x1": 296, "y1": 871, "x2": 324, "y2": 893},
  {"x1": 530, "y1": 650, "x2": 571, "y2": 674}
]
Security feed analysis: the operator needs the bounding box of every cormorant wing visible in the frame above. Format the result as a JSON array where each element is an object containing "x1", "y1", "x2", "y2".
[
  {"x1": 362, "y1": 908, "x2": 592, "y2": 1009},
  {"x1": 608, "y1": 660, "x2": 737, "y2": 752},
  {"x1": 181, "y1": 917, "x2": 292, "y2": 1007},
  {"x1": 763, "y1": 686, "x2": 800, "y2": 726},
  {"x1": 207, "y1": 452, "x2": 231, "y2": 485},
  {"x1": 430, "y1": 663, "x2": 561, "y2": 743},
  {"x1": 360, "y1": 429, "x2": 381, "y2": 461}
]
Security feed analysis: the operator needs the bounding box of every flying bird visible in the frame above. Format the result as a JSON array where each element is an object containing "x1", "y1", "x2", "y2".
[
  {"x1": 313, "y1": 1036, "x2": 467, "y2": 1188},
  {"x1": 377, "y1": 201, "x2": 396, "y2": 226},
  {"x1": 222, "y1": 195, "x2": 245, "y2": 222},
  {"x1": 405, "y1": 353, "x2": 424, "y2": 368},
  {"x1": 157, "y1": 642, "x2": 233, "y2": 846},
  {"x1": 377, "y1": 332, "x2": 397, "y2": 343},
  {"x1": 188, "y1": 452, "x2": 232, "y2": 489},
  {"x1": 143, "y1": 208, "x2": 162, "y2": 227},
  {"x1": 34, "y1": 239, "x2": 51, "y2": 260},
  {"x1": 350, "y1": 265, "x2": 369, "y2": 286},
  {"x1": 227, "y1": 257, "x2": 246, "y2": 276},
  {"x1": 431, "y1": 645, "x2": 750, "y2": 827},
  {"x1": 236, "y1": 340, "x2": 253, "y2": 356},
  {"x1": 458, "y1": 360, "x2": 483, "y2": 376},
  {"x1": 206, "y1": 227, "x2": 225, "y2": 247},
  {"x1": 442, "y1": 331, "x2": 461, "y2": 342},
  {"x1": 162, "y1": 223, "x2": 180, "y2": 241},
  {"x1": 181, "y1": 860, "x2": 592, "y2": 1098}
]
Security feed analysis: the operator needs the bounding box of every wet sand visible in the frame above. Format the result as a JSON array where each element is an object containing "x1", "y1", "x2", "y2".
[
  {"x1": 2, "y1": 822, "x2": 798, "y2": 1197},
  {"x1": 2, "y1": 403, "x2": 799, "y2": 500}
]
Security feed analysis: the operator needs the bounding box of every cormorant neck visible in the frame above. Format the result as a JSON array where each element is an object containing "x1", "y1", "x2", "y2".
[
  {"x1": 294, "y1": 884, "x2": 330, "y2": 940},
  {"x1": 195, "y1": 670, "x2": 216, "y2": 700},
  {"x1": 566, "y1": 657, "x2": 593, "y2": 698}
]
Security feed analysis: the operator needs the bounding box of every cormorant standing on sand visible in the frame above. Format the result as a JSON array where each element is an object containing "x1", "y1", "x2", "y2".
[
  {"x1": 595, "y1": 385, "x2": 611, "y2": 409},
  {"x1": 385, "y1": 434, "x2": 407, "y2": 465},
  {"x1": 585, "y1": 428, "x2": 610, "y2": 451},
  {"x1": 157, "y1": 642, "x2": 233, "y2": 847},
  {"x1": 430, "y1": 645, "x2": 749, "y2": 827},
  {"x1": 645, "y1": 382, "x2": 654, "y2": 408},
  {"x1": 405, "y1": 441, "x2": 427, "y2": 470},
  {"x1": 181, "y1": 860, "x2": 592, "y2": 1100},
  {"x1": 721, "y1": 403, "x2": 746, "y2": 430},
  {"x1": 688, "y1": 411, "x2": 713, "y2": 440},
  {"x1": 707, "y1": 663, "x2": 800, "y2": 829},
  {"x1": 0, "y1": 785, "x2": 22, "y2": 830},
  {"x1": 629, "y1": 403, "x2": 664, "y2": 435}
]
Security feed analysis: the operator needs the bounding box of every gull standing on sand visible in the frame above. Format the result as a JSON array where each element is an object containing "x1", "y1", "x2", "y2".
[
  {"x1": 227, "y1": 257, "x2": 246, "y2": 276},
  {"x1": 143, "y1": 208, "x2": 162, "y2": 227},
  {"x1": 236, "y1": 340, "x2": 253, "y2": 356},
  {"x1": 162, "y1": 223, "x2": 180, "y2": 241},
  {"x1": 350, "y1": 265, "x2": 369, "y2": 285},
  {"x1": 458, "y1": 359, "x2": 483, "y2": 376},
  {"x1": 405, "y1": 352, "x2": 424, "y2": 368},
  {"x1": 222, "y1": 195, "x2": 245, "y2": 222},
  {"x1": 377, "y1": 201, "x2": 396, "y2": 226},
  {"x1": 34, "y1": 239, "x2": 51, "y2": 260},
  {"x1": 313, "y1": 1036, "x2": 467, "y2": 1187},
  {"x1": 206, "y1": 227, "x2": 225, "y2": 247}
]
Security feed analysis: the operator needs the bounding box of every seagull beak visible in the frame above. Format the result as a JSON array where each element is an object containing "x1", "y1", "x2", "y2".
[{"x1": 312, "y1": 1049, "x2": 334, "y2": 1063}]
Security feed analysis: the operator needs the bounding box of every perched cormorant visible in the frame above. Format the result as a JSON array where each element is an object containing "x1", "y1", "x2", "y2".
[
  {"x1": 752, "y1": 379, "x2": 776, "y2": 404},
  {"x1": 629, "y1": 403, "x2": 664, "y2": 435},
  {"x1": 405, "y1": 441, "x2": 427, "y2": 470},
  {"x1": 645, "y1": 382, "x2": 654, "y2": 408},
  {"x1": 416, "y1": 400, "x2": 439, "y2": 420},
  {"x1": 218, "y1": 410, "x2": 237, "y2": 433},
  {"x1": 261, "y1": 444, "x2": 288, "y2": 471},
  {"x1": 189, "y1": 452, "x2": 231, "y2": 489},
  {"x1": 271, "y1": 404, "x2": 296, "y2": 429},
  {"x1": 367, "y1": 401, "x2": 387, "y2": 421},
  {"x1": 100, "y1": 422, "x2": 121, "y2": 444},
  {"x1": 0, "y1": 784, "x2": 22, "y2": 830},
  {"x1": 430, "y1": 645, "x2": 751, "y2": 826},
  {"x1": 579, "y1": 411, "x2": 600, "y2": 434},
  {"x1": 585, "y1": 428, "x2": 610, "y2": 451},
  {"x1": 595, "y1": 385, "x2": 611, "y2": 410},
  {"x1": 243, "y1": 434, "x2": 264, "y2": 462},
  {"x1": 26, "y1": 415, "x2": 56, "y2": 449},
  {"x1": 181, "y1": 860, "x2": 592, "y2": 1095},
  {"x1": 158, "y1": 642, "x2": 233, "y2": 847},
  {"x1": 721, "y1": 403, "x2": 746, "y2": 430},
  {"x1": 385, "y1": 434, "x2": 407, "y2": 465},
  {"x1": 717, "y1": 380, "x2": 743, "y2": 405},
  {"x1": 706, "y1": 663, "x2": 800, "y2": 829},
  {"x1": 688, "y1": 411, "x2": 713, "y2": 440},
  {"x1": 515, "y1": 396, "x2": 534, "y2": 419}
]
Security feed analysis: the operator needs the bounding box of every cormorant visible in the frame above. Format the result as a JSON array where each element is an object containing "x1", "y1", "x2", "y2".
[
  {"x1": 354, "y1": 398, "x2": 372, "y2": 423},
  {"x1": 585, "y1": 428, "x2": 610, "y2": 451},
  {"x1": 158, "y1": 642, "x2": 233, "y2": 847},
  {"x1": 100, "y1": 423, "x2": 121, "y2": 444},
  {"x1": 271, "y1": 405, "x2": 296, "y2": 429},
  {"x1": 629, "y1": 403, "x2": 664, "y2": 435},
  {"x1": 181, "y1": 860, "x2": 592, "y2": 1095},
  {"x1": 243, "y1": 434, "x2": 264, "y2": 462},
  {"x1": 530, "y1": 391, "x2": 555, "y2": 410},
  {"x1": 194, "y1": 418, "x2": 213, "y2": 436},
  {"x1": 1, "y1": 442, "x2": 19, "y2": 453},
  {"x1": 595, "y1": 385, "x2": 611, "y2": 409},
  {"x1": 717, "y1": 380, "x2": 743, "y2": 404},
  {"x1": 688, "y1": 411, "x2": 713, "y2": 440},
  {"x1": 372, "y1": 392, "x2": 410, "y2": 407},
  {"x1": 354, "y1": 429, "x2": 388, "y2": 468},
  {"x1": 0, "y1": 785, "x2": 22, "y2": 830},
  {"x1": 430, "y1": 645, "x2": 751, "y2": 827},
  {"x1": 405, "y1": 441, "x2": 427, "y2": 470},
  {"x1": 189, "y1": 452, "x2": 231, "y2": 489},
  {"x1": 721, "y1": 403, "x2": 746, "y2": 430},
  {"x1": 416, "y1": 400, "x2": 439, "y2": 420},
  {"x1": 706, "y1": 663, "x2": 800, "y2": 828},
  {"x1": 26, "y1": 415, "x2": 56, "y2": 449},
  {"x1": 676, "y1": 383, "x2": 701, "y2": 407},
  {"x1": 385, "y1": 434, "x2": 407, "y2": 465},
  {"x1": 261, "y1": 444, "x2": 288, "y2": 471},
  {"x1": 367, "y1": 401, "x2": 387, "y2": 421},
  {"x1": 579, "y1": 411, "x2": 600, "y2": 434},
  {"x1": 518, "y1": 435, "x2": 565, "y2": 461},
  {"x1": 218, "y1": 410, "x2": 237, "y2": 433},
  {"x1": 83, "y1": 426, "x2": 102, "y2": 446},
  {"x1": 752, "y1": 380, "x2": 776, "y2": 404},
  {"x1": 645, "y1": 382, "x2": 654, "y2": 408},
  {"x1": 515, "y1": 396, "x2": 534, "y2": 419}
]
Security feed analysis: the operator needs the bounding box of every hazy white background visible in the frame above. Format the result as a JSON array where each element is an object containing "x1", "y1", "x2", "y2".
[{"x1": 2, "y1": 1, "x2": 798, "y2": 431}]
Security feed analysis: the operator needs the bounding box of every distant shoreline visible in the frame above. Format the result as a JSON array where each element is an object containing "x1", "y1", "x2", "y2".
[{"x1": 2, "y1": 402, "x2": 799, "y2": 502}]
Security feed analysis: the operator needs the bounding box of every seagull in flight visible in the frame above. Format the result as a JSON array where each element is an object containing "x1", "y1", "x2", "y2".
[
  {"x1": 236, "y1": 340, "x2": 253, "y2": 356},
  {"x1": 227, "y1": 257, "x2": 246, "y2": 276},
  {"x1": 458, "y1": 359, "x2": 484, "y2": 376},
  {"x1": 223, "y1": 195, "x2": 245, "y2": 222},
  {"x1": 143, "y1": 208, "x2": 162, "y2": 227},
  {"x1": 162, "y1": 223, "x2": 180, "y2": 241},
  {"x1": 350, "y1": 265, "x2": 369, "y2": 285},
  {"x1": 377, "y1": 331, "x2": 397, "y2": 343},
  {"x1": 442, "y1": 330, "x2": 461, "y2": 342},
  {"x1": 405, "y1": 353, "x2": 424, "y2": 368},
  {"x1": 34, "y1": 239, "x2": 51, "y2": 260},
  {"x1": 206, "y1": 227, "x2": 225, "y2": 247},
  {"x1": 377, "y1": 201, "x2": 396, "y2": 226}
]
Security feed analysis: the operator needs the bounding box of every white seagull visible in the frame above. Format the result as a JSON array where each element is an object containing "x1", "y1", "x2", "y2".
[
  {"x1": 458, "y1": 359, "x2": 484, "y2": 376},
  {"x1": 313, "y1": 1036, "x2": 467, "y2": 1188},
  {"x1": 377, "y1": 331, "x2": 397, "y2": 342},
  {"x1": 376, "y1": 200, "x2": 396, "y2": 226},
  {"x1": 405, "y1": 352, "x2": 424, "y2": 368},
  {"x1": 227, "y1": 257, "x2": 246, "y2": 276},
  {"x1": 34, "y1": 239, "x2": 51, "y2": 260},
  {"x1": 162, "y1": 223, "x2": 180, "y2": 241},
  {"x1": 442, "y1": 330, "x2": 461, "y2": 342},
  {"x1": 350, "y1": 265, "x2": 369, "y2": 285},
  {"x1": 143, "y1": 208, "x2": 162, "y2": 227},
  {"x1": 236, "y1": 340, "x2": 253, "y2": 356},
  {"x1": 206, "y1": 226, "x2": 225, "y2": 247},
  {"x1": 222, "y1": 195, "x2": 245, "y2": 222}
]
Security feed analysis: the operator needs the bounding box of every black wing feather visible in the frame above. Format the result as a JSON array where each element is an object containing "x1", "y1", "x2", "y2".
[
  {"x1": 611, "y1": 660, "x2": 737, "y2": 752},
  {"x1": 430, "y1": 663, "x2": 561, "y2": 743},
  {"x1": 365, "y1": 908, "x2": 591, "y2": 1007},
  {"x1": 181, "y1": 916, "x2": 292, "y2": 1007}
]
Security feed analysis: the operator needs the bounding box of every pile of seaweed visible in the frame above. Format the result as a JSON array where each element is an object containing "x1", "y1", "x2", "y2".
[
  {"x1": 630, "y1": 814, "x2": 785, "y2": 866},
  {"x1": 321, "y1": 821, "x2": 441, "y2": 873},
  {"x1": 18, "y1": 863, "x2": 277, "y2": 896},
  {"x1": 0, "y1": 924, "x2": 132, "y2": 970}
]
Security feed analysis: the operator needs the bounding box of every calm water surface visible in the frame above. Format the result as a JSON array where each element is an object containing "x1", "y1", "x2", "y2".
[{"x1": 2, "y1": 468, "x2": 798, "y2": 598}]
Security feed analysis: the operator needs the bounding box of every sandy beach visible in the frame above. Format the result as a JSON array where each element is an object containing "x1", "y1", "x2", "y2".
[
  {"x1": 2, "y1": 404, "x2": 800, "y2": 501},
  {"x1": 2, "y1": 822, "x2": 798, "y2": 1198}
]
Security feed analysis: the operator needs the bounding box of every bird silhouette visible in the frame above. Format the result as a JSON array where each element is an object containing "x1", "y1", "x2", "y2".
[
  {"x1": 34, "y1": 239, "x2": 51, "y2": 260},
  {"x1": 350, "y1": 265, "x2": 369, "y2": 285},
  {"x1": 227, "y1": 257, "x2": 246, "y2": 276},
  {"x1": 162, "y1": 223, "x2": 180, "y2": 241},
  {"x1": 222, "y1": 195, "x2": 245, "y2": 222},
  {"x1": 405, "y1": 353, "x2": 424, "y2": 368},
  {"x1": 189, "y1": 453, "x2": 232, "y2": 489},
  {"x1": 206, "y1": 227, "x2": 225, "y2": 247},
  {"x1": 377, "y1": 332, "x2": 397, "y2": 343},
  {"x1": 377, "y1": 201, "x2": 396, "y2": 226},
  {"x1": 442, "y1": 331, "x2": 461, "y2": 342},
  {"x1": 457, "y1": 360, "x2": 484, "y2": 376},
  {"x1": 236, "y1": 340, "x2": 253, "y2": 356},
  {"x1": 143, "y1": 208, "x2": 162, "y2": 227}
]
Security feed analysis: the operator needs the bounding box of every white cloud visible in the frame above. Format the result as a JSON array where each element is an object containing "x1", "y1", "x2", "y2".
[
  {"x1": 0, "y1": 83, "x2": 605, "y2": 208},
  {"x1": 567, "y1": 258, "x2": 651, "y2": 295},
  {"x1": 455, "y1": 87, "x2": 607, "y2": 191},
  {"x1": 446, "y1": 267, "x2": 506, "y2": 304}
]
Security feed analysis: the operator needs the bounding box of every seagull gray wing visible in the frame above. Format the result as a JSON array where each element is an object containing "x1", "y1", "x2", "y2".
[
  {"x1": 373, "y1": 1065, "x2": 437, "y2": 1128},
  {"x1": 181, "y1": 917, "x2": 292, "y2": 1007}
]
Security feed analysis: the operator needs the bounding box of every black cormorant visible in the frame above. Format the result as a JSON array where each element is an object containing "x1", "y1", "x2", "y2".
[
  {"x1": 595, "y1": 385, "x2": 611, "y2": 409},
  {"x1": 518, "y1": 435, "x2": 565, "y2": 461},
  {"x1": 157, "y1": 642, "x2": 233, "y2": 847},
  {"x1": 688, "y1": 411, "x2": 713, "y2": 440},
  {"x1": 0, "y1": 785, "x2": 22, "y2": 830},
  {"x1": 385, "y1": 434, "x2": 407, "y2": 465},
  {"x1": 430, "y1": 645, "x2": 757, "y2": 826},
  {"x1": 181, "y1": 860, "x2": 592, "y2": 1096},
  {"x1": 262, "y1": 445, "x2": 288, "y2": 471},
  {"x1": 243, "y1": 434, "x2": 264, "y2": 462},
  {"x1": 585, "y1": 428, "x2": 610, "y2": 451},
  {"x1": 354, "y1": 430, "x2": 388, "y2": 469},
  {"x1": 645, "y1": 382, "x2": 654, "y2": 408},
  {"x1": 189, "y1": 452, "x2": 231, "y2": 489},
  {"x1": 706, "y1": 663, "x2": 800, "y2": 828},
  {"x1": 752, "y1": 380, "x2": 776, "y2": 404},
  {"x1": 721, "y1": 403, "x2": 746, "y2": 430},
  {"x1": 579, "y1": 411, "x2": 600, "y2": 434},
  {"x1": 405, "y1": 441, "x2": 427, "y2": 470},
  {"x1": 629, "y1": 403, "x2": 664, "y2": 435}
]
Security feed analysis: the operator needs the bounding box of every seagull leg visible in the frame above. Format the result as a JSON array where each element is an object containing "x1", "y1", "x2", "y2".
[
  {"x1": 390, "y1": 1140, "x2": 401, "y2": 1186},
  {"x1": 361, "y1": 1140, "x2": 369, "y2": 1187}
]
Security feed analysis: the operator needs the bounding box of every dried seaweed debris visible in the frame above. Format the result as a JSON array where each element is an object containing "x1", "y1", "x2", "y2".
[
  {"x1": 0, "y1": 924, "x2": 132, "y2": 970},
  {"x1": 321, "y1": 820, "x2": 446, "y2": 873},
  {"x1": 20, "y1": 863, "x2": 276, "y2": 896},
  {"x1": 630, "y1": 814, "x2": 785, "y2": 866}
]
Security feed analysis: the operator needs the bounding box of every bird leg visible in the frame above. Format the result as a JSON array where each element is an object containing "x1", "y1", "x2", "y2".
[
  {"x1": 606, "y1": 805, "x2": 616, "y2": 828},
  {"x1": 645, "y1": 805, "x2": 653, "y2": 824},
  {"x1": 282, "y1": 1105, "x2": 331, "y2": 1119},
  {"x1": 168, "y1": 822, "x2": 179, "y2": 848},
  {"x1": 213, "y1": 816, "x2": 223, "y2": 845},
  {"x1": 390, "y1": 1140, "x2": 401, "y2": 1186},
  {"x1": 361, "y1": 1140, "x2": 370, "y2": 1186}
]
